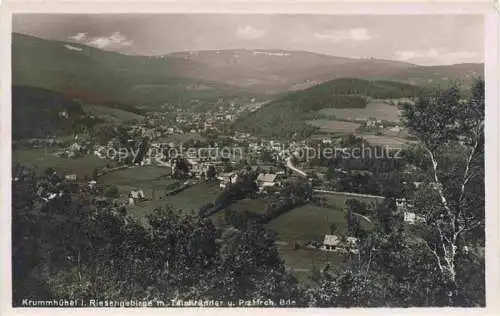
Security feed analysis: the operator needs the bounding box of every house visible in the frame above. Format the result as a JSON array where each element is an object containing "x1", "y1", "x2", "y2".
[
  {"x1": 366, "y1": 120, "x2": 376, "y2": 128},
  {"x1": 129, "y1": 190, "x2": 146, "y2": 205},
  {"x1": 256, "y1": 173, "x2": 281, "y2": 190},
  {"x1": 321, "y1": 234, "x2": 341, "y2": 251},
  {"x1": 413, "y1": 181, "x2": 424, "y2": 189},
  {"x1": 59, "y1": 110, "x2": 69, "y2": 119},
  {"x1": 68, "y1": 142, "x2": 82, "y2": 158},
  {"x1": 404, "y1": 211, "x2": 426, "y2": 224},
  {"x1": 390, "y1": 126, "x2": 402, "y2": 133},
  {"x1": 217, "y1": 172, "x2": 238, "y2": 189},
  {"x1": 396, "y1": 198, "x2": 424, "y2": 224},
  {"x1": 396, "y1": 198, "x2": 414, "y2": 213},
  {"x1": 88, "y1": 180, "x2": 97, "y2": 188},
  {"x1": 65, "y1": 174, "x2": 77, "y2": 181},
  {"x1": 321, "y1": 235, "x2": 359, "y2": 254}
]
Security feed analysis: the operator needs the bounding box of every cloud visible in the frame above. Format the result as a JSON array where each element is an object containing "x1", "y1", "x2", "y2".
[
  {"x1": 314, "y1": 28, "x2": 371, "y2": 42},
  {"x1": 87, "y1": 32, "x2": 133, "y2": 49},
  {"x1": 68, "y1": 31, "x2": 133, "y2": 49},
  {"x1": 236, "y1": 25, "x2": 265, "y2": 39},
  {"x1": 68, "y1": 32, "x2": 87, "y2": 41},
  {"x1": 394, "y1": 48, "x2": 479, "y2": 64}
]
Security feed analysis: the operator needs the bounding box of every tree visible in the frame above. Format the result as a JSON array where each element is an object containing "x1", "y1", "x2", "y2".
[
  {"x1": 329, "y1": 223, "x2": 338, "y2": 235},
  {"x1": 260, "y1": 149, "x2": 274, "y2": 163},
  {"x1": 206, "y1": 165, "x2": 217, "y2": 183},
  {"x1": 104, "y1": 186, "x2": 119, "y2": 198},
  {"x1": 401, "y1": 80, "x2": 485, "y2": 305}
]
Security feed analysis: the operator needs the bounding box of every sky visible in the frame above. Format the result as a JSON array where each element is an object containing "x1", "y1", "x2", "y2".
[{"x1": 12, "y1": 14, "x2": 484, "y2": 66}]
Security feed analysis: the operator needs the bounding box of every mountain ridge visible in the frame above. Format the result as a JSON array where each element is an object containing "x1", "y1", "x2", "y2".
[{"x1": 12, "y1": 32, "x2": 484, "y2": 105}]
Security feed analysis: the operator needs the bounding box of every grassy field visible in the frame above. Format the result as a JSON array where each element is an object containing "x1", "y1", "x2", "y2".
[
  {"x1": 267, "y1": 204, "x2": 353, "y2": 243},
  {"x1": 102, "y1": 172, "x2": 220, "y2": 223},
  {"x1": 317, "y1": 192, "x2": 384, "y2": 208},
  {"x1": 306, "y1": 119, "x2": 360, "y2": 134},
  {"x1": 356, "y1": 134, "x2": 410, "y2": 148},
  {"x1": 12, "y1": 149, "x2": 113, "y2": 179},
  {"x1": 99, "y1": 165, "x2": 174, "y2": 197},
  {"x1": 210, "y1": 198, "x2": 269, "y2": 227},
  {"x1": 82, "y1": 104, "x2": 144, "y2": 123},
  {"x1": 277, "y1": 245, "x2": 345, "y2": 273},
  {"x1": 318, "y1": 101, "x2": 401, "y2": 122},
  {"x1": 267, "y1": 192, "x2": 381, "y2": 243},
  {"x1": 99, "y1": 166, "x2": 176, "y2": 221},
  {"x1": 266, "y1": 193, "x2": 381, "y2": 284},
  {"x1": 161, "y1": 183, "x2": 221, "y2": 211},
  {"x1": 228, "y1": 198, "x2": 268, "y2": 214}
]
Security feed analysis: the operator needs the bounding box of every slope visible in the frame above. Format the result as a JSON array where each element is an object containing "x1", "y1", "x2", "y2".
[
  {"x1": 12, "y1": 33, "x2": 251, "y2": 110},
  {"x1": 235, "y1": 78, "x2": 420, "y2": 139}
]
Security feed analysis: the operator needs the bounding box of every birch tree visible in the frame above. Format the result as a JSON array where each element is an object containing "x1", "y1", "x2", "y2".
[{"x1": 401, "y1": 80, "x2": 485, "y2": 304}]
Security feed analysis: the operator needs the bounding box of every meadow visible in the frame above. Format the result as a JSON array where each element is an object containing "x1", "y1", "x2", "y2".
[
  {"x1": 12, "y1": 148, "x2": 114, "y2": 179},
  {"x1": 305, "y1": 119, "x2": 360, "y2": 134},
  {"x1": 82, "y1": 104, "x2": 144, "y2": 123},
  {"x1": 318, "y1": 101, "x2": 401, "y2": 122},
  {"x1": 317, "y1": 192, "x2": 384, "y2": 207},
  {"x1": 276, "y1": 245, "x2": 345, "y2": 284},
  {"x1": 210, "y1": 198, "x2": 268, "y2": 227},
  {"x1": 357, "y1": 134, "x2": 410, "y2": 148}
]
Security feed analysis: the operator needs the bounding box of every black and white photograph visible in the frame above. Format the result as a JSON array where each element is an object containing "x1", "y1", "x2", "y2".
[{"x1": 3, "y1": 1, "x2": 499, "y2": 312}]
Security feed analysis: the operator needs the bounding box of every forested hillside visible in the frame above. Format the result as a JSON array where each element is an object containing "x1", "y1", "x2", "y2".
[
  {"x1": 12, "y1": 85, "x2": 102, "y2": 139},
  {"x1": 236, "y1": 79, "x2": 420, "y2": 139}
]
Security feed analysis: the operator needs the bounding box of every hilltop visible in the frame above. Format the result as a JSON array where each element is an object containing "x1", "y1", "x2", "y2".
[{"x1": 13, "y1": 33, "x2": 483, "y2": 106}]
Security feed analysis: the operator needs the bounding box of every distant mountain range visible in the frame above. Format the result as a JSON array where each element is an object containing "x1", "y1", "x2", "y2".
[
  {"x1": 13, "y1": 33, "x2": 483, "y2": 101},
  {"x1": 12, "y1": 33, "x2": 253, "y2": 109},
  {"x1": 164, "y1": 49, "x2": 482, "y2": 93},
  {"x1": 11, "y1": 33, "x2": 484, "y2": 140}
]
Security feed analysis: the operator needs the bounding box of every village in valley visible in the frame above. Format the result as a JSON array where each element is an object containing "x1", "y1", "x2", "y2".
[
  {"x1": 11, "y1": 13, "x2": 486, "y2": 307},
  {"x1": 13, "y1": 93, "x2": 429, "y2": 278}
]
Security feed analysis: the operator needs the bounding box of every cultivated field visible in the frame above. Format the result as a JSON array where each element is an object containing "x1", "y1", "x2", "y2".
[
  {"x1": 318, "y1": 101, "x2": 401, "y2": 122},
  {"x1": 306, "y1": 119, "x2": 360, "y2": 134}
]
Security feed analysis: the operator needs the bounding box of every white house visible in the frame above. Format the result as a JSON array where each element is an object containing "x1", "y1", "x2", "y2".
[
  {"x1": 321, "y1": 234, "x2": 359, "y2": 254},
  {"x1": 218, "y1": 172, "x2": 238, "y2": 189},
  {"x1": 321, "y1": 234, "x2": 341, "y2": 252},
  {"x1": 65, "y1": 174, "x2": 77, "y2": 181},
  {"x1": 129, "y1": 190, "x2": 146, "y2": 205},
  {"x1": 404, "y1": 211, "x2": 426, "y2": 224},
  {"x1": 390, "y1": 126, "x2": 403, "y2": 133},
  {"x1": 256, "y1": 173, "x2": 282, "y2": 190},
  {"x1": 396, "y1": 198, "x2": 414, "y2": 213}
]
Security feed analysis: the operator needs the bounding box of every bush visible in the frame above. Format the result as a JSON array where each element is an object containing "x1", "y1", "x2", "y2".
[{"x1": 104, "y1": 185, "x2": 119, "y2": 198}]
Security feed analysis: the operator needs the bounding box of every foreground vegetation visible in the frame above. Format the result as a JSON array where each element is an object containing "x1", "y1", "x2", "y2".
[{"x1": 12, "y1": 80, "x2": 485, "y2": 307}]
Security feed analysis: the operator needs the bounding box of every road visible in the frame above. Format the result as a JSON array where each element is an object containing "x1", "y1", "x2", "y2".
[{"x1": 285, "y1": 157, "x2": 308, "y2": 178}]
